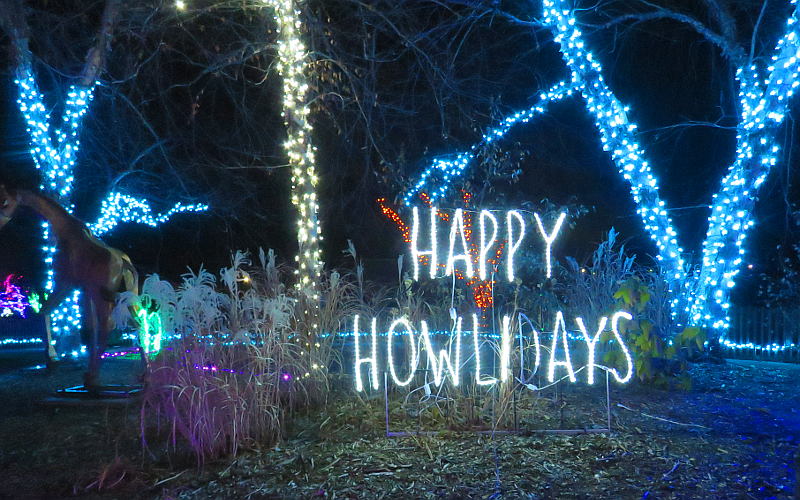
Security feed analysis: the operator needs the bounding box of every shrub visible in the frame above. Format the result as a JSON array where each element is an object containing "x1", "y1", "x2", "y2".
[
  {"x1": 610, "y1": 277, "x2": 705, "y2": 388},
  {"x1": 116, "y1": 249, "x2": 357, "y2": 464}
]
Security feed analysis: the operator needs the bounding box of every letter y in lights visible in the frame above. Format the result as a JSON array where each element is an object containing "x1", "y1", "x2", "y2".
[
  {"x1": 575, "y1": 315, "x2": 608, "y2": 385},
  {"x1": 534, "y1": 212, "x2": 566, "y2": 279}
]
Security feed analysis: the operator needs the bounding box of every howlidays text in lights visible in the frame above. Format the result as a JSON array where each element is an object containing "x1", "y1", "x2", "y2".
[
  {"x1": 402, "y1": 0, "x2": 800, "y2": 352},
  {"x1": 352, "y1": 311, "x2": 634, "y2": 391}
]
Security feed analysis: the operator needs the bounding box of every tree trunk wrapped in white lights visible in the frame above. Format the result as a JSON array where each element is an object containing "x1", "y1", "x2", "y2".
[{"x1": 265, "y1": 0, "x2": 324, "y2": 307}]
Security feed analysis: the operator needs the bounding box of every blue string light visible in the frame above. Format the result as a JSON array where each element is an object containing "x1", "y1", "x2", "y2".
[
  {"x1": 14, "y1": 64, "x2": 208, "y2": 357},
  {"x1": 689, "y1": 1, "x2": 800, "y2": 333},
  {"x1": 15, "y1": 64, "x2": 95, "y2": 346},
  {"x1": 3, "y1": 331, "x2": 796, "y2": 355},
  {"x1": 402, "y1": 80, "x2": 577, "y2": 207},
  {"x1": 403, "y1": 0, "x2": 800, "y2": 353},
  {"x1": 90, "y1": 192, "x2": 209, "y2": 236},
  {"x1": 0, "y1": 338, "x2": 44, "y2": 346}
]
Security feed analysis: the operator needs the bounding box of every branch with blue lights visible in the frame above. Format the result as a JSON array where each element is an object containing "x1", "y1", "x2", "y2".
[
  {"x1": 90, "y1": 192, "x2": 208, "y2": 236},
  {"x1": 14, "y1": 64, "x2": 94, "y2": 345},
  {"x1": 15, "y1": 69, "x2": 208, "y2": 354},
  {"x1": 689, "y1": 3, "x2": 800, "y2": 334},
  {"x1": 403, "y1": 0, "x2": 800, "y2": 354},
  {"x1": 13, "y1": 53, "x2": 206, "y2": 357}
]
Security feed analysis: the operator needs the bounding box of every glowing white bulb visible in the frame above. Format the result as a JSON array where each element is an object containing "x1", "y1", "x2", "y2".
[
  {"x1": 534, "y1": 212, "x2": 566, "y2": 279},
  {"x1": 445, "y1": 208, "x2": 473, "y2": 278},
  {"x1": 478, "y1": 210, "x2": 498, "y2": 280},
  {"x1": 506, "y1": 210, "x2": 526, "y2": 282},
  {"x1": 386, "y1": 317, "x2": 418, "y2": 387},
  {"x1": 548, "y1": 311, "x2": 576, "y2": 383}
]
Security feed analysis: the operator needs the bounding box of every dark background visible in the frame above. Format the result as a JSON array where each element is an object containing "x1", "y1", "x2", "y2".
[{"x1": 0, "y1": 0, "x2": 798, "y2": 307}]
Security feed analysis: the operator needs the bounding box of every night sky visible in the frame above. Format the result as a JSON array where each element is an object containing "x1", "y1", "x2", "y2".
[{"x1": 1, "y1": 0, "x2": 798, "y2": 306}]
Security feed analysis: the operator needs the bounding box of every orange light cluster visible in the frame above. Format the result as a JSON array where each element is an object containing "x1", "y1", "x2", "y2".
[
  {"x1": 376, "y1": 194, "x2": 507, "y2": 313},
  {"x1": 377, "y1": 197, "x2": 411, "y2": 243},
  {"x1": 417, "y1": 192, "x2": 451, "y2": 221}
]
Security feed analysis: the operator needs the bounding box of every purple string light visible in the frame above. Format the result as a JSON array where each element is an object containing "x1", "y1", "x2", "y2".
[{"x1": 0, "y1": 275, "x2": 30, "y2": 318}]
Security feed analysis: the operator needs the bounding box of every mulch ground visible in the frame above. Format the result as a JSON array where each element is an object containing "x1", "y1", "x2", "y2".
[{"x1": 0, "y1": 349, "x2": 797, "y2": 499}]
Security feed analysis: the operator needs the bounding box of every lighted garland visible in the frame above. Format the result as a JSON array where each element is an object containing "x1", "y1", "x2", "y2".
[
  {"x1": 0, "y1": 275, "x2": 29, "y2": 318},
  {"x1": 264, "y1": 0, "x2": 323, "y2": 300},
  {"x1": 90, "y1": 192, "x2": 208, "y2": 236},
  {"x1": 15, "y1": 65, "x2": 95, "y2": 342},
  {"x1": 14, "y1": 62, "x2": 208, "y2": 356},
  {"x1": 403, "y1": 0, "x2": 800, "y2": 351},
  {"x1": 690, "y1": 2, "x2": 800, "y2": 331}
]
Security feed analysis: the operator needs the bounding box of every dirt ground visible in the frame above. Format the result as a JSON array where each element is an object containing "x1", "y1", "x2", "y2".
[{"x1": 0, "y1": 348, "x2": 797, "y2": 499}]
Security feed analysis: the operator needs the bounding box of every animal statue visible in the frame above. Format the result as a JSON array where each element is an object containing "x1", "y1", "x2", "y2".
[{"x1": 0, "y1": 184, "x2": 138, "y2": 388}]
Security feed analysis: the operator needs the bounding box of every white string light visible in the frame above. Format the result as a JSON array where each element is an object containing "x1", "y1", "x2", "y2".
[
  {"x1": 419, "y1": 319, "x2": 461, "y2": 387},
  {"x1": 608, "y1": 311, "x2": 634, "y2": 384},
  {"x1": 478, "y1": 210, "x2": 498, "y2": 280},
  {"x1": 575, "y1": 315, "x2": 607, "y2": 385},
  {"x1": 353, "y1": 315, "x2": 378, "y2": 391},
  {"x1": 445, "y1": 208, "x2": 473, "y2": 278},
  {"x1": 534, "y1": 212, "x2": 566, "y2": 279},
  {"x1": 505, "y1": 210, "x2": 526, "y2": 282},
  {"x1": 386, "y1": 317, "x2": 419, "y2": 387},
  {"x1": 264, "y1": 0, "x2": 323, "y2": 297},
  {"x1": 548, "y1": 311, "x2": 576, "y2": 383},
  {"x1": 472, "y1": 314, "x2": 497, "y2": 386},
  {"x1": 411, "y1": 206, "x2": 438, "y2": 280},
  {"x1": 500, "y1": 315, "x2": 513, "y2": 383}
]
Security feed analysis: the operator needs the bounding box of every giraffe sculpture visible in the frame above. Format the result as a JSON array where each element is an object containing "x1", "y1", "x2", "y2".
[{"x1": 0, "y1": 184, "x2": 138, "y2": 388}]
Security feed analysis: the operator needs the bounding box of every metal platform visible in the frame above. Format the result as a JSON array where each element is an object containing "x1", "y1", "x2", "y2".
[
  {"x1": 57, "y1": 384, "x2": 143, "y2": 398},
  {"x1": 39, "y1": 384, "x2": 143, "y2": 407}
]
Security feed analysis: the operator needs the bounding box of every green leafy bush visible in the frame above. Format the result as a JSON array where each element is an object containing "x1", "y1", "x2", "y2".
[{"x1": 609, "y1": 277, "x2": 705, "y2": 389}]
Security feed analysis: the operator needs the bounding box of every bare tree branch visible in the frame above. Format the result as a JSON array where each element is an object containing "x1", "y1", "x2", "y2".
[{"x1": 594, "y1": 8, "x2": 746, "y2": 63}]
